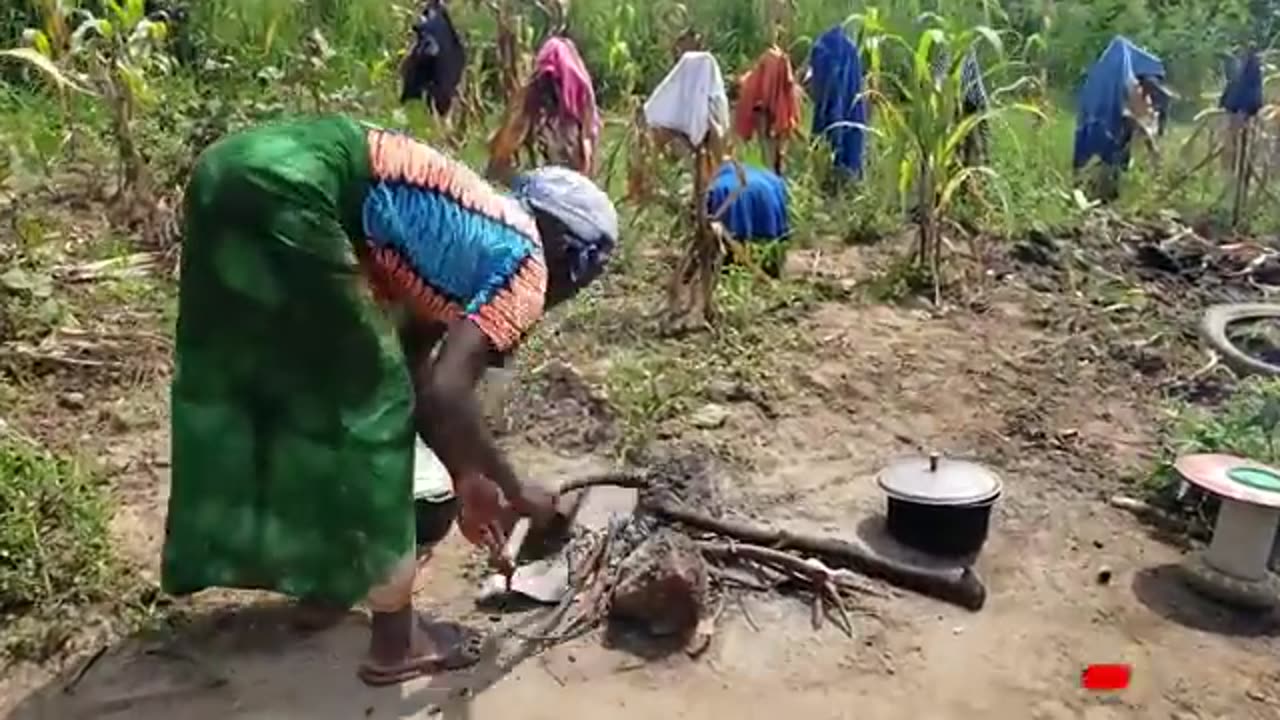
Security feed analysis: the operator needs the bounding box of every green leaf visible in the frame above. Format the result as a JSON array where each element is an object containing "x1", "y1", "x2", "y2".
[
  {"x1": 916, "y1": 11, "x2": 948, "y2": 29},
  {"x1": 970, "y1": 25, "x2": 1004, "y2": 56},
  {"x1": 126, "y1": 0, "x2": 146, "y2": 25},
  {"x1": 147, "y1": 19, "x2": 169, "y2": 42},
  {"x1": 20, "y1": 29, "x2": 53, "y2": 59},
  {"x1": 0, "y1": 268, "x2": 53, "y2": 299},
  {"x1": 0, "y1": 268, "x2": 36, "y2": 292},
  {"x1": 116, "y1": 61, "x2": 153, "y2": 104},
  {"x1": 1023, "y1": 32, "x2": 1046, "y2": 56},
  {"x1": 897, "y1": 155, "x2": 915, "y2": 200},
  {"x1": 1251, "y1": 396, "x2": 1280, "y2": 435},
  {"x1": 0, "y1": 48, "x2": 94, "y2": 95},
  {"x1": 938, "y1": 165, "x2": 1001, "y2": 213},
  {"x1": 914, "y1": 28, "x2": 947, "y2": 83}
]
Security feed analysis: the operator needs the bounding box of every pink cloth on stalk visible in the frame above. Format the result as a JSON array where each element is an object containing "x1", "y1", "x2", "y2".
[{"x1": 533, "y1": 37, "x2": 601, "y2": 142}]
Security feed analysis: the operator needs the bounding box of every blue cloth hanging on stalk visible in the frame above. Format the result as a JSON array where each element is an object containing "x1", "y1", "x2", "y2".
[
  {"x1": 808, "y1": 26, "x2": 867, "y2": 177},
  {"x1": 705, "y1": 162, "x2": 789, "y2": 242},
  {"x1": 1220, "y1": 51, "x2": 1264, "y2": 116},
  {"x1": 1072, "y1": 36, "x2": 1169, "y2": 170}
]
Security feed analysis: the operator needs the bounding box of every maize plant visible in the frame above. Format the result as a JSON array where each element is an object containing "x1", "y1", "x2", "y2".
[
  {"x1": 3, "y1": 0, "x2": 173, "y2": 223},
  {"x1": 4, "y1": 1, "x2": 82, "y2": 157},
  {"x1": 852, "y1": 13, "x2": 1039, "y2": 304},
  {"x1": 1020, "y1": 2, "x2": 1054, "y2": 122}
]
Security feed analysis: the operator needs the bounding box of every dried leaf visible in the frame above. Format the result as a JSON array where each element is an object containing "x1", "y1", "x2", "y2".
[{"x1": 0, "y1": 48, "x2": 94, "y2": 95}]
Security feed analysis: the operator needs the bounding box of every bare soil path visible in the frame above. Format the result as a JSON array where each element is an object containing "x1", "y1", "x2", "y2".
[{"x1": 4, "y1": 244, "x2": 1279, "y2": 720}]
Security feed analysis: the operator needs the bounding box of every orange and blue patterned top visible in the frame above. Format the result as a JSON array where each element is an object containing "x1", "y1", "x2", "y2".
[{"x1": 357, "y1": 128, "x2": 547, "y2": 353}]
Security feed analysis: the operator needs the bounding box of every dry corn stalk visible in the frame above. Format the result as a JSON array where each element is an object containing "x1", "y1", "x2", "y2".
[
  {"x1": 484, "y1": 0, "x2": 527, "y2": 99},
  {"x1": 750, "y1": 110, "x2": 787, "y2": 175},
  {"x1": 1123, "y1": 79, "x2": 1161, "y2": 166},
  {"x1": 626, "y1": 108, "x2": 656, "y2": 202},
  {"x1": 663, "y1": 128, "x2": 729, "y2": 335},
  {"x1": 765, "y1": 0, "x2": 795, "y2": 46},
  {"x1": 485, "y1": 82, "x2": 534, "y2": 183}
]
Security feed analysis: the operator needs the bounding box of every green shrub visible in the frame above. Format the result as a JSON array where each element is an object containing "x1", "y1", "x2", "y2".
[{"x1": 1146, "y1": 377, "x2": 1280, "y2": 502}]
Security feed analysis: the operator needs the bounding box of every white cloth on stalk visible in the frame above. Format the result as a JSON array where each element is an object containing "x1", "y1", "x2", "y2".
[{"x1": 643, "y1": 51, "x2": 730, "y2": 146}]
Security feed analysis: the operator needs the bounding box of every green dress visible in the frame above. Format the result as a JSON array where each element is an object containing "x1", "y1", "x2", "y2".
[{"x1": 162, "y1": 116, "x2": 415, "y2": 605}]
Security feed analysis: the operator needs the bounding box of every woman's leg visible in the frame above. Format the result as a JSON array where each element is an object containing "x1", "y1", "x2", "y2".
[
  {"x1": 364, "y1": 553, "x2": 434, "y2": 666},
  {"x1": 359, "y1": 498, "x2": 481, "y2": 686}
]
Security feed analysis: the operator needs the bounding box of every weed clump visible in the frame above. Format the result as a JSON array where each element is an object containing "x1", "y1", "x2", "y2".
[
  {"x1": 0, "y1": 436, "x2": 122, "y2": 659},
  {"x1": 1146, "y1": 377, "x2": 1280, "y2": 504}
]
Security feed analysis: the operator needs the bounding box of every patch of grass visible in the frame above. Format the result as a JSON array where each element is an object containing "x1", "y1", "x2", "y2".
[
  {"x1": 862, "y1": 255, "x2": 932, "y2": 303},
  {"x1": 591, "y1": 266, "x2": 820, "y2": 459},
  {"x1": 94, "y1": 275, "x2": 176, "y2": 316},
  {"x1": 990, "y1": 107, "x2": 1083, "y2": 233},
  {"x1": 604, "y1": 346, "x2": 708, "y2": 459},
  {"x1": 0, "y1": 433, "x2": 129, "y2": 661}
]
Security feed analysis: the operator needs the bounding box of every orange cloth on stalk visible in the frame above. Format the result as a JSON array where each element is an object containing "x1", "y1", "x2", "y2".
[{"x1": 733, "y1": 46, "x2": 801, "y2": 141}]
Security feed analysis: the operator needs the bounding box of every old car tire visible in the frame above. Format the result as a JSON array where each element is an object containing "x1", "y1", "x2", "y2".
[{"x1": 1201, "y1": 303, "x2": 1280, "y2": 378}]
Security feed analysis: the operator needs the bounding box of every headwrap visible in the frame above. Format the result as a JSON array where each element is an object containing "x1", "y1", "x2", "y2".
[{"x1": 511, "y1": 166, "x2": 618, "y2": 284}]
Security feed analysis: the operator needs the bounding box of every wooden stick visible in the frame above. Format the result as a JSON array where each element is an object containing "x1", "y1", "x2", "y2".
[
  {"x1": 658, "y1": 502, "x2": 986, "y2": 610},
  {"x1": 737, "y1": 594, "x2": 760, "y2": 632},
  {"x1": 708, "y1": 566, "x2": 774, "y2": 592},
  {"x1": 0, "y1": 347, "x2": 123, "y2": 369},
  {"x1": 699, "y1": 542, "x2": 883, "y2": 596},
  {"x1": 810, "y1": 581, "x2": 823, "y2": 630},
  {"x1": 1108, "y1": 494, "x2": 1207, "y2": 540},
  {"x1": 826, "y1": 580, "x2": 855, "y2": 638},
  {"x1": 502, "y1": 518, "x2": 531, "y2": 591},
  {"x1": 555, "y1": 472, "x2": 650, "y2": 495}
]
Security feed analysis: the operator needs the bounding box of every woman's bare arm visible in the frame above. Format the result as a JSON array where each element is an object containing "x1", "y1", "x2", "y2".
[{"x1": 409, "y1": 319, "x2": 526, "y2": 504}]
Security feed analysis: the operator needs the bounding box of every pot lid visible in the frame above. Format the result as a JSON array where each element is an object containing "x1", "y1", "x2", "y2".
[
  {"x1": 877, "y1": 453, "x2": 1002, "y2": 506},
  {"x1": 1174, "y1": 453, "x2": 1280, "y2": 509}
]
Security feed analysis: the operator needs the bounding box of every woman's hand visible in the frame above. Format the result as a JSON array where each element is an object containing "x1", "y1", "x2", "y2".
[
  {"x1": 454, "y1": 475, "x2": 559, "y2": 568},
  {"x1": 454, "y1": 474, "x2": 509, "y2": 563}
]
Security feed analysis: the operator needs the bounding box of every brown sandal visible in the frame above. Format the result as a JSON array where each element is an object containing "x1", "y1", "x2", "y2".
[{"x1": 357, "y1": 620, "x2": 485, "y2": 687}]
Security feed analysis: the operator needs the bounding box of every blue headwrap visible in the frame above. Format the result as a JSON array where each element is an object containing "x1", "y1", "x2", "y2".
[{"x1": 511, "y1": 166, "x2": 619, "y2": 284}]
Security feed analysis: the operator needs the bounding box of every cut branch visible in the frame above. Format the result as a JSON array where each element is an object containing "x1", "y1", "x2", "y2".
[{"x1": 649, "y1": 500, "x2": 987, "y2": 610}]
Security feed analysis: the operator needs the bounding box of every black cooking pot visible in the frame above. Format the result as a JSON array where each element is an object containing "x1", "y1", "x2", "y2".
[
  {"x1": 885, "y1": 494, "x2": 998, "y2": 558},
  {"x1": 878, "y1": 454, "x2": 1002, "y2": 559}
]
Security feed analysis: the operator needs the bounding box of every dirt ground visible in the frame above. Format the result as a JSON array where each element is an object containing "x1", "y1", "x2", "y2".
[{"x1": 4, "y1": 232, "x2": 1280, "y2": 720}]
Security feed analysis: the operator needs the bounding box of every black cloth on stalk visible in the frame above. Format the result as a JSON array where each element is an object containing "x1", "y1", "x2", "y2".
[{"x1": 400, "y1": 1, "x2": 467, "y2": 116}]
